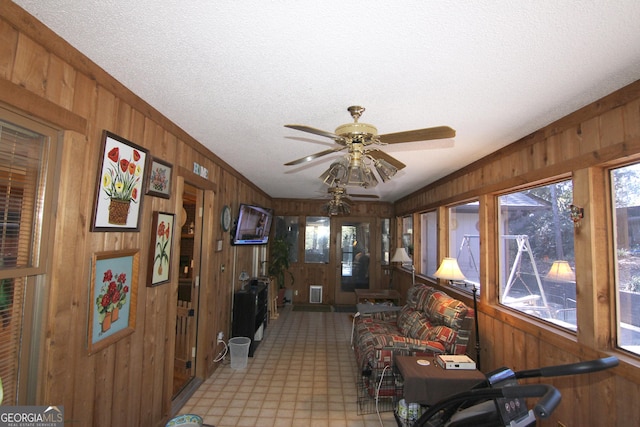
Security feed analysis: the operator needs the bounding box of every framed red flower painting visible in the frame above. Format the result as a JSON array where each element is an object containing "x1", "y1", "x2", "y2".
[
  {"x1": 147, "y1": 211, "x2": 175, "y2": 287},
  {"x1": 88, "y1": 250, "x2": 139, "y2": 354},
  {"x1": 91, "y1": 130, "x2": 148, "y2": 232}
]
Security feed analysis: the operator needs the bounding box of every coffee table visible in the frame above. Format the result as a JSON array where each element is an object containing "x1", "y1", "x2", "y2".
[{"x1": 395, "y1": 355, "x2": 485, "y2": 405}]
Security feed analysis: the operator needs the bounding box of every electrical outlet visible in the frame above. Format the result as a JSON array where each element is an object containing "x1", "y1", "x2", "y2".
[{"x1": 217, "y1": 331, "x2": 224, "y2": 343}]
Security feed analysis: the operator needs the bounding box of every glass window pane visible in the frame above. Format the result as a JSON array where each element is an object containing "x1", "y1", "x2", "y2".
[
  {"x1": 449, "y1": 202, "x2": 480, "y2": 286},
  {"x1": 381, "y1": 218, "x2": 390, "y2": 265},
  {"x1": 421, "y1": 211, "x2": 438, "y2": 276},
  {"x1": 0, "y1": 121, "x2": 47, "y2": 270},
  {"x1": 401, "y1": 215, "x2": 413, "y2": 257},
  {"x1": 304, "y1": 216, "x2": 330, "y2": 263},
  {"x1": 498, "y1": 180, "x2": 576, "y2": 330},
  {"x1": 611, "y1": 162, "x2": 640, "y2": 355},
  {"x1": 274, "y1": 216, "x2": 299, "y2": 263}
]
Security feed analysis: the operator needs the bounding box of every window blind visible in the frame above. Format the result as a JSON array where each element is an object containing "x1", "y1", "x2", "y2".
[{"x1": 0, "y1": 119, "x2": 47, "y2": 405}]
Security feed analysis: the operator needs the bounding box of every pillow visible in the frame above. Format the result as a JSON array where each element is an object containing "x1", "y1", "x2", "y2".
[
  {"x1": 426, "y1": 325, "x2": 459, "y2": 352},
  {"x1": 426, "y1": 291, "x2": 468, "y2": 329},
  {"x1": 413, "y1": 284, "x2": 435, "y2": 311},
  {"x1": 405, "y1": 317, "x2": 433, "y2": 341},
  {"x1": 398, "y1": 308, "x2": 428, "y2": 337}
]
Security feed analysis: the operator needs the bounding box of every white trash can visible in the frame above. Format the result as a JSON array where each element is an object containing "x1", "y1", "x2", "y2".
[{"x1": 228, "y1": 337, "x2": 251, "y2": 369}]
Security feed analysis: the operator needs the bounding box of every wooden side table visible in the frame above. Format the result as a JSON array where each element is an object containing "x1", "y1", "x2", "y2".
[
  {"x1": 395, "y1": 355, "x2": 485, "y2": 405},
  {"x1": 354, "y1": 288, "x2": 401, "y2": 305}
]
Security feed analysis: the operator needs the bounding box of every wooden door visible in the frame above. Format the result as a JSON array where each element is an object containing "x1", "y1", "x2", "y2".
[{"x1": 334, "y1": 218, "x2": 373, "y2": 305}]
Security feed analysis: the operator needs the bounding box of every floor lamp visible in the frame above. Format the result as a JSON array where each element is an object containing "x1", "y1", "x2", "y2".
[
  {"x1": 434, "y1": 257, "x2": 481, "y2": 370},
  {"x1": 390, "y1": 247, "x2": 414, "y2": 287}
]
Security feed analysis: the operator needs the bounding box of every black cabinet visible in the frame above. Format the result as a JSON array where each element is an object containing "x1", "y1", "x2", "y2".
[{"x1": 232, "y1": 279, "x2": 268, "y2": 356}]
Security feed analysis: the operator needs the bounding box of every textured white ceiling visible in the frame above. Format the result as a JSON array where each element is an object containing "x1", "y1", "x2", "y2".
[{"x1": 13, "y1": 0, "x2": 640, "y2": 202}]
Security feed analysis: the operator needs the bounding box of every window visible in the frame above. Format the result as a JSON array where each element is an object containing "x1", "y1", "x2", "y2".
[
  {"x1": 420, "y1": 210, "x2": 438, "y2": 276},
  {"x1": 401, "y1": 215, "x2": 413, "y2": 256},
  {"x1": 274, "y1": 216, "x2": 299, "y2": 263},
  {"x1": 449, "y1": 202, "x2": 480, "y2": 286},
  {"x1": 611, "y1": 162, "x2": 640, "y2": 355},
  {"x1": 0, "y1": 109, "x2": 59, "y2": 405},
  {"x1": 498, "y1": 180, "x2": 576, "y2": 329},
  {"x1": 304, "y1": 216, "x2": 330, "y2": 263},
  {"x1": 381, "y1": 218, "x2": 390, "y2": 265}
]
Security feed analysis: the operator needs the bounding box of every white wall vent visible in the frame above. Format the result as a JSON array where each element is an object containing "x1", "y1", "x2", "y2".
[{"x1": 309, "y1": 285, "x2": 323, "y2": 304}]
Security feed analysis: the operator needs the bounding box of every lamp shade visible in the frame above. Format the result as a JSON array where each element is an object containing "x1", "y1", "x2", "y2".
[
  {"x1": 434, "y1": 257, "x2": 466, "y2": 281},
  {"x1": 545, "y1": 260, "x2": 575, "y2": 282},
  {"x1": 391, "y1": 247, "x2": 412, "y2": 263}
]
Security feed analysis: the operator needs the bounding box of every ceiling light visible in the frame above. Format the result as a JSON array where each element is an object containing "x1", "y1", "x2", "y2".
[
  {"x1": 319, "y1": 158, "x2": 348, "y2": 186},
  {"x1": 374, "y1": 159, "x2": 398, "y2": 182}
]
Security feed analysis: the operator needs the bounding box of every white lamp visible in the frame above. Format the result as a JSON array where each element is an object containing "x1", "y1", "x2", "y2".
[
  {"x1": 391, "y1": 247, "x2": 415, "y2": 286},
  {"x1": 545, "y1": 260, "x2": 575, "y2": 282},
  {"x1": 433, "y1": 257, "x2": 466, "y2": 284}
]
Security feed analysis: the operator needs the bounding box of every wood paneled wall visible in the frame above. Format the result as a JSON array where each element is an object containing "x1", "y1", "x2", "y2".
[
  {"x1": 396, "y1": 81, "x2": 640, "y2": 426},
  {"x1": 0, "y1": 3, "x2": 269, "y2": 426}
]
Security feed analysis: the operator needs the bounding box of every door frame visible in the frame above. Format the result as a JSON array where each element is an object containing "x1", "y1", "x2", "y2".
[{"x1": 168, "y1": 168, "x2": 216, "y2": 409}]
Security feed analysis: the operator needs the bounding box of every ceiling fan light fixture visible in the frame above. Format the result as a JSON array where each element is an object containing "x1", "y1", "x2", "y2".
[
  {"x1": 319, "y1": 158, "x2": 348, "y2": 186},
  {"x1": 374, "y1": 158, "x2": 398, "y2": 182},
  {"x1": 345, "y1": 161, "x2": 378, "y2": 188}
]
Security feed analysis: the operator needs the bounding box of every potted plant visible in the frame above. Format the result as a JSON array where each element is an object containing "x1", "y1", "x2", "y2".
[{"x1": 265, "y1": 237, "x2": 294, "y2": 305}]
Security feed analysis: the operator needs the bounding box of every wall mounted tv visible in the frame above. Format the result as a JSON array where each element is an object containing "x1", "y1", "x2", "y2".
[{"x1": 231, "y1": 204, "x2": 274, "y2": 245}]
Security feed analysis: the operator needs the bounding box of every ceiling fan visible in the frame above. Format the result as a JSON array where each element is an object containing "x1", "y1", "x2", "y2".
[
  {"x1": 285, "y1": 106, "x2": 455, "y2": 188},
  {"x1": 322, "y1": 185, "x2": 379, "y2": 216}
]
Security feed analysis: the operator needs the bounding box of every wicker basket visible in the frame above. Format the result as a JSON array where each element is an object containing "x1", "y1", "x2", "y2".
[{"x1": 108, "y1": 198, "x2": 131, "y2": 225}]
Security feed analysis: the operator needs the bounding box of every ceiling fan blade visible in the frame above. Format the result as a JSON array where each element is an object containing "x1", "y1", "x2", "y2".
[
  {"x1": 367, "y1": 150, "x2": 407, "y2": 170},
  {"x1": 285, "y1": 124, "x2": 345, "y2": 141},
  {"x1": 379, "y1": 126, "x2": 456, "y2": 144},
  {"x1": 284, "y1": 147, "x2": 345, "y2": 166}
]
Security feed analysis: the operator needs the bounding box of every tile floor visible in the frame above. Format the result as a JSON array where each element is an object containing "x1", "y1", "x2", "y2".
[{"x1": 179, "y1": 306, "x2": 398, "y2": 426}]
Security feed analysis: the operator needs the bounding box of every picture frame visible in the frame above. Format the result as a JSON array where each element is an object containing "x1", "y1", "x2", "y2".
[
  {"x1": 145, "y1": 157, "x2": 173, "y2": 199},
  {"x1": 88, "y1": 250, "x2": 139, "y2": 354},
  {"x1": 148, "y1": 211, "x2": 175, "y2": 287},
  {"x1": 91, "y1": 130, "x2": 148, "y2": 232}
]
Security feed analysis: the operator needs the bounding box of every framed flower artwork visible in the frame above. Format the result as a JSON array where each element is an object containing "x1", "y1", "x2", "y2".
[
  {"x1": 91, "y1": 130, "x2": 148, "y2": 232},
  {"x1": 88, "y1": 250, "x2": 139, "y2": 354},
  {"x1": 147, "y1": 211, "x2": 175, "y2": 287},
  {"x1": 145, "y1": 157, "x2": 173, "y2": 199}
]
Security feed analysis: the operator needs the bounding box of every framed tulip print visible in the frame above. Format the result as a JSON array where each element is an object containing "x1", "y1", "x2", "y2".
[
  {"x1": 147, "y1": 211, "x2": 175, "y2": 287},
  {"x1": 91, "y1": 130, "x2": 148, "y2": 232},
  {"x1": 88, "y1": 250, "x2": 139, "y2": 354}
]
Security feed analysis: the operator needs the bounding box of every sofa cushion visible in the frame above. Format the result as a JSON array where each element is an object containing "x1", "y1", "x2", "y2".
[
  {"x1": 397, "y1": 306, "x2": 427, "y2": 336},
  {"x1": 426, "y1": 325, "x2": 459, "y2": 352},
  {"x1": 425, "y1": 291, "x2": 469, "y2": 329},
  {"x1": 405, "y1": 317, "x2": 434, "y2": 341},
  {"x1": 413, "y1": 284, "x2": 435, "y2": 311}
]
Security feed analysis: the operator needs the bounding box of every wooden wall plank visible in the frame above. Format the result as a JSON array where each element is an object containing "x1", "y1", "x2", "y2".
[{"x1": 0, "y1": 17, "x2": 18, "y2": 80}]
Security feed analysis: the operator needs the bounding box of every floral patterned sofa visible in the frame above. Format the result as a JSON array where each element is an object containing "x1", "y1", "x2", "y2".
[{"x1": 353, "y1": 283, "x2": 475, "y2": 375}]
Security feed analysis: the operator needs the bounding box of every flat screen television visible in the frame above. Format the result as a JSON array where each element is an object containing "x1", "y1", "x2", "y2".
[{"x1": 231, "y1": 204, "x2": 273, "y2": 245}]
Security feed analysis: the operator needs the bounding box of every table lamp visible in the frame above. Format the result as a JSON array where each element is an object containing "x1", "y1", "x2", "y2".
[
  {"x1": 391, "y1": 247, "x2": 415, "y2": 286},
  {"x1": 545, "y1": 260, "x2": 575, "y2": 282},
  {"x1": 433, "y1": 257, "x2": 466, "y2": 284}
]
